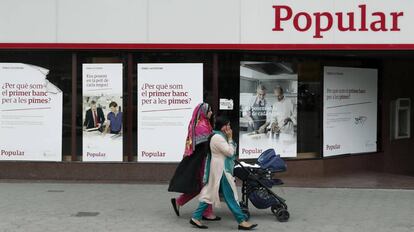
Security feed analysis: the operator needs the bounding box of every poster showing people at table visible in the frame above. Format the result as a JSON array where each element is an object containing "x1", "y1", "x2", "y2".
[
  {"x1": 82, "y1": 64, "x2": 123, "y2": 162},
  {"x1": 137, "y1": 63, "x2": 203, "y2": 162},
  {"x1": 323, "y1": 66, "x2": 378, "y2": 157},
  {"x1": 239, "y1": 61, "x2": 298, "y2": 158},
  {"x1": 0, "y1": 63, "x2": 62, "y2": 161}
]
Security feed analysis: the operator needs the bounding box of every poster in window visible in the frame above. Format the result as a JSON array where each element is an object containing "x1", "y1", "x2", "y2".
[
  {"x1": 0, "y1": 63, "x2": 62, "y2": 161},
  {"x1": 82, "y1": 63, "x2": 123, "y2": 162},
  {"x1": 137, "y1": 63, "x2": 203, "y2": 162},
  {"x1": 323, "y1": 66, "x2": 377, "y2": 157},
  {"x1": 239, "y1": 61, "x2": 298, "y2": 159}
]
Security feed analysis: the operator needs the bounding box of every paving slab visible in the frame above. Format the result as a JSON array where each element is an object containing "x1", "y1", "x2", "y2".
[{"x1": 0, "y1": 183, "x2": 413, "y2": 232}]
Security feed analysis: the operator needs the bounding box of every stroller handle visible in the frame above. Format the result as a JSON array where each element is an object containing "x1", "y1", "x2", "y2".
[
  {"x1": 234, "y1": 159, "x2": 259, "y2": 181},
  {"x1": 234, "y1": 159, "x2": 252, "y2": 174}
]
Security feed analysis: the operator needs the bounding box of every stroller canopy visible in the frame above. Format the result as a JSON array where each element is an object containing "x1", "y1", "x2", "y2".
[{"x1": 257, "y1": 149, "x2": 287, "y2": 172}]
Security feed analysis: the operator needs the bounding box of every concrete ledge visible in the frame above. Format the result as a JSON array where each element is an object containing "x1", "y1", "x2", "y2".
[{"x1": 0, "y1": 153, "x2": 384, "y2": 182}]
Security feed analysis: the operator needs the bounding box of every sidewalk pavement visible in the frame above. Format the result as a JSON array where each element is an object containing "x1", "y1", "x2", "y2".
[{"x1": 0, "y1": 182, "x2": 413, "y2": 232}]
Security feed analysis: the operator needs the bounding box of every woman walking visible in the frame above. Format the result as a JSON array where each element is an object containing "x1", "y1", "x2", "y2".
[
  {"x1": 168, "y1": 103, "x2": 220, "y2": 221},
  {"x1": 190, "y1": 116, "x2": 258, "y2": 230}
]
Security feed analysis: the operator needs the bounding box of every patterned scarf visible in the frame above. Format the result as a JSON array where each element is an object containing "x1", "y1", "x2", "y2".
[{"x1": 183, "y1": 103, "x2": 213, "y2": 157}]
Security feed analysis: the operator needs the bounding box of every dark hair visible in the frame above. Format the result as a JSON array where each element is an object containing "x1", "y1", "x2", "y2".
[
  {"x1": 257, "y1": 84, "x2": 266, "y2": 91},
  {"x1": 214, "y1": 116, "x2": 230, "y2": 130},
  {"x1": 90, "y1": 100, "x2": 96, "y2": 105},
  {"x1": 109, "y1": 101, "x2": 118, "y2": 108},
  {"x1": 274, "y1": 86, "x2": 284, "y2": 94},
  {"x1": 206, "y1": 103, "x2": 212, "y2": 113}
]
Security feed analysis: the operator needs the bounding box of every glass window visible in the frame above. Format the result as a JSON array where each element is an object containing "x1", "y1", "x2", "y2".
[{"x1": 0, "y1": 51, "x2": 72, "y2": 160}]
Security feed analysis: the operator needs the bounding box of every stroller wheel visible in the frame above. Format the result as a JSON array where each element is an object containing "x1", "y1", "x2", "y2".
[
  {"x1": 271, "y1": 203, "x2": 287, "y2": 212},
  {"x1": 275, "y1": 209, "x2": 290, "y2": 222},
  {"x1": 270, "y1": 204, "x2": 282, "y2": 213},
  {"x1": 239, "y1": 201, "x2": 247, "y2": 209},
  {"x1": 271, "y1": 205, "x2": 278, "y2": 216},
  {"x1": 242, "y1": 208, "x2": 250, "y2": 220},
  {"x1": 239, "y1": 201, "x2": 250, "y2": 219}
]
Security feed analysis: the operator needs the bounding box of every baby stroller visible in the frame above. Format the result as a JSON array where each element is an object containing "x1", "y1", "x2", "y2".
[{"x1": 234, "y1": 149, "x2": 290, "y2": 222}]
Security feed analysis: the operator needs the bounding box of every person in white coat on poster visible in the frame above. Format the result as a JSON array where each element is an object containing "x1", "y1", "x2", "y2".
[{"x1": 268, "y1": 86, "x2": 297, "y2": 134}]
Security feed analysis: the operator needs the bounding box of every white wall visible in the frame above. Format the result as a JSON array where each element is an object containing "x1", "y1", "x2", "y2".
[
  {"x1": 148, "y1": 0, "x2": 240, "y2": 43},
  {"x1": 57, "y1": 0, "x2": 148, "y2": 43},
  {"x1": 0, "y1": 0, "x2": 413, "y2": 44},
  {"x1": 0, "y1": 0, "x2": 56, "y2": 43}
]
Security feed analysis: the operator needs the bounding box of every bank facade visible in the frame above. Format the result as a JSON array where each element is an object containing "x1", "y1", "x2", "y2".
[{"x1": 0, "y1": 0, "x2": 413, "y2": 182}]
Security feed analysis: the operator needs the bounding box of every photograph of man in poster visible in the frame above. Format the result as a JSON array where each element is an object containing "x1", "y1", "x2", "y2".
[
  {"x1": 83, "y1": 100, "x2": 105, "y2": 132},
  {"x1": 245, "y1": 84, "x2": 268, "y2": 133},
  {"x1": 268, "y1": 86, "x2": 296, "y2": 135}
]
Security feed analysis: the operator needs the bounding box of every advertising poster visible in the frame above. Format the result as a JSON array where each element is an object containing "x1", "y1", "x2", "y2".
[
  {"x1": 0, "y1": 63, "x2": 62, "y2": 161},
  {"x1": 239, "y1": 62, "x2": 298, "y2": 159},
  {"x1": 82, "y1": 64, "x2": 123, "y2": 162},
  {"x1": 137, "y1": 63, "x2": 203, "y2": 162},
  {"x1": 323, "y1": 66, "x2": 378, "y2": 157}
]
